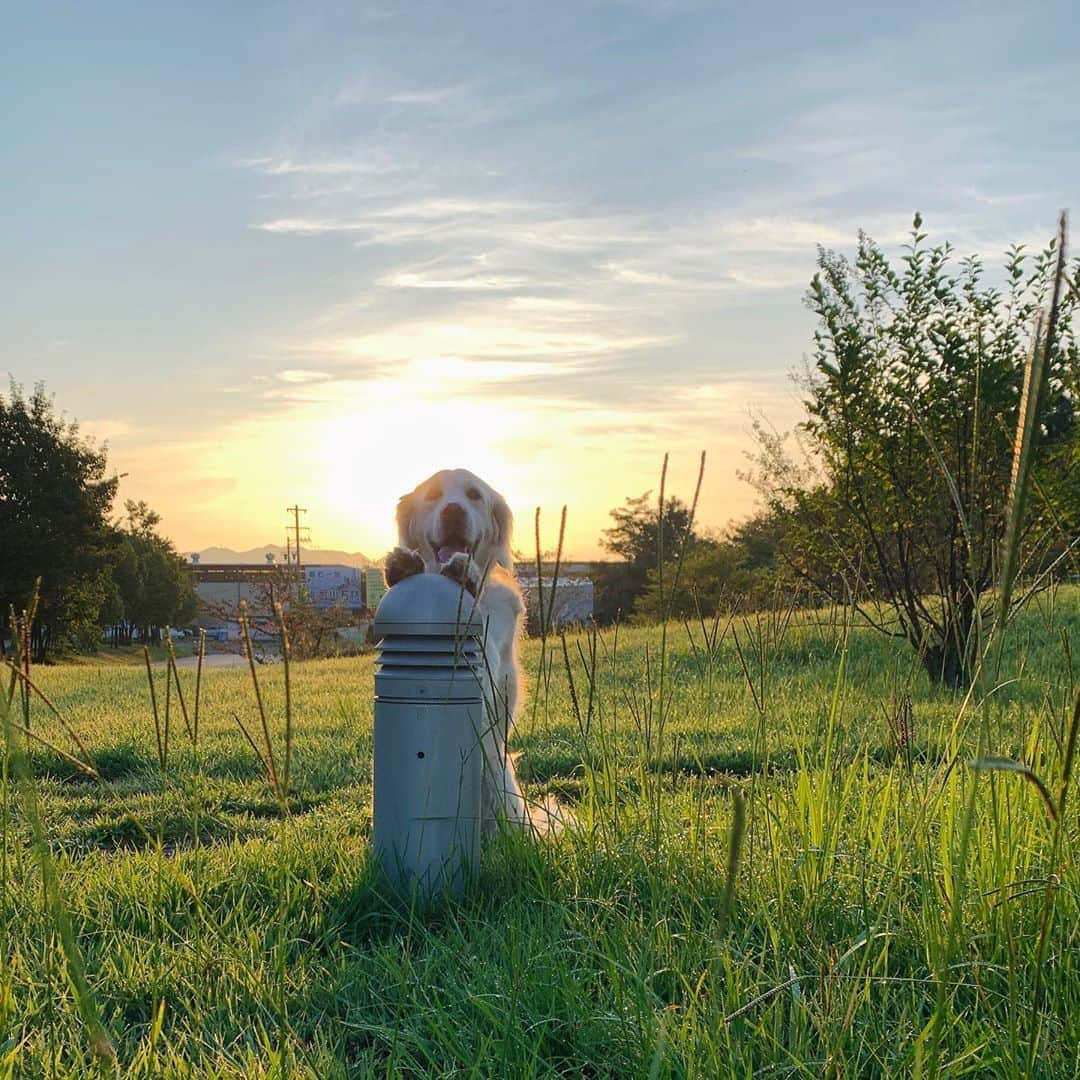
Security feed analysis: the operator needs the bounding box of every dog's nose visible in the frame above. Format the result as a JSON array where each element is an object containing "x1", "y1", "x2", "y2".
[{"x1": 440, "y1": 502, "x2": 467, "y2": 533}]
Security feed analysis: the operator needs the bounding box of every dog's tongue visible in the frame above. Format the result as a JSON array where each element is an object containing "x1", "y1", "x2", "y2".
[{"x1": 437, "y1": 542, "x2": 469, "y2": 563}]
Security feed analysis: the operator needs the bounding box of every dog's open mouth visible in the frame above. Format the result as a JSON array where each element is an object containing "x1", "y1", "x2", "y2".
[{"x1": 436, "y1": 536, "x2": 471, "y2": 564}]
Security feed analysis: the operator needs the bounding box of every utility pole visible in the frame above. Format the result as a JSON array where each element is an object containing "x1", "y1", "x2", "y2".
[{"x1": 285, "y1": 506, "x2": 310, "y2": 584}]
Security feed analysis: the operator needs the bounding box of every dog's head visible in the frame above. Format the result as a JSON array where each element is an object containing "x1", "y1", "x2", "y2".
[{"x1": 396, "y1": 468, "x2": 514, "y2": 572}]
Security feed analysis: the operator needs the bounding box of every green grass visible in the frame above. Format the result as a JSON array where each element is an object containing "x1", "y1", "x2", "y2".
[
  {"x1": 60, "y1": 642, "x2": 199, "y2": 668},
  {"x1": 2, "y1": 588, "x2": 1078, "y2": 1077}
]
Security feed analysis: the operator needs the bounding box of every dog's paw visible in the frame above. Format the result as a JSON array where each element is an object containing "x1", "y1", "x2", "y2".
[
  {"x1": 439, "y1": 551, "x2": 482, "y2": 596},
  {"x1": 384, "y1": 546, "x2": 425, "y2": 587}
]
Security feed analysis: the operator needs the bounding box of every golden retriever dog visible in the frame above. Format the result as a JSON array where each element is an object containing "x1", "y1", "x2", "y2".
[{"x1": 385, "y1": 468, "x2": 559, "y2": 835}]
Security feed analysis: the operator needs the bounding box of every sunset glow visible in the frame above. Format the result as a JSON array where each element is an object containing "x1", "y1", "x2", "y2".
[
  {"x1": 8, "y1": 2, "x2": 1074, "y2": 560},
  {"x1": 90, "y1": 355, "x2": 796, "y2": 560}
]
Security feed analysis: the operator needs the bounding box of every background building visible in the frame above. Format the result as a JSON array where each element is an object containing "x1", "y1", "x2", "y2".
[
  {"x1": 191, "y1": 558, "x2": 595, "y2": 642},
  {"x1": 192, "y1": 562, "x2": 371, "y2": 642},
  {"x1": 517, "y1": 562, "x2": 595, "y2": 630}
]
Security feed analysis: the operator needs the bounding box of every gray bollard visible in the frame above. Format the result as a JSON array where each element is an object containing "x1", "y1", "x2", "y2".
[{"x1": 372, "y1": 572, "x2": 485, "y2": 897}]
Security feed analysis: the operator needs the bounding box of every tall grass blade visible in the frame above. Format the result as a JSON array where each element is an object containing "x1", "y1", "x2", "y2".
[
  {"x1": 143, "y1": 646, "x2": 166, "y2": 771},
  {"x1": 1025, "y1": 687, "x2": 1080, "y2": 1075},
  {"x1": 239, "y1": 601, "x2": 281, "y2": 797},
  {"x1": 164, "y1": 630, "x2": 193, "y2": 743},
  {"x1": 543, "y1": 506, "x2": 568, "y2": 636},
  {"x1": 0, "y1": 689, "x2": 115, "y2": 1065},
  {"x1": 2, "y1": 661, "x2": 92, "y2": 761},
  {"x1": 193, "y1": 628, "x2": 205, "y2": 749},
  {"x1": 969, "y1": 756, "x2": 1056, "y2": 822},
  {"x1": 718, "y1": 789, "x2": 746, "y2": 935},
  {"x1": 663, "y1": 450, "x2": 706, "y2": 619},
  {"x1": 994, "y1": 212, "x2": 1067, "y2": 668},
  {"x1": 274, "y1": 602, "x2": 293, "y2": 794}
]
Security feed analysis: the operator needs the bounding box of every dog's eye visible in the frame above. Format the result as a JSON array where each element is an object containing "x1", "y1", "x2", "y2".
[
  {"x1": 425, "y1": 487, "x2": 442, "y2": 502},
  {"x1": 465, "y1": 486, "x2": 482, "y2": 501}
]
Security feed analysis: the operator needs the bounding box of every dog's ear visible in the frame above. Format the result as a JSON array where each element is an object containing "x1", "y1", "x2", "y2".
[
  {"x1": 491, "y1": 493, "x2": 514, "y2": 570},
  {"x1": 395, "y1": 491, "x2": 419, "y2": 548}
]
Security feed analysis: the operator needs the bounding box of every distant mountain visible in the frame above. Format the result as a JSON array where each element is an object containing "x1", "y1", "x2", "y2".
[{"x1": 193, "y1": 544, "x2": 373, "y2": 568}]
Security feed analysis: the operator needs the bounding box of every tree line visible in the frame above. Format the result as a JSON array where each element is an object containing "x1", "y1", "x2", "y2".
[
  {"x1": 592, "y1": 216, "x2": 1079, "y2": 688},
  {"x1": 6, "y1": 216, "x2": 1076, "y2": 683},
  {"x1": 0, "y1": 383, "x2": 196, "y2": 662}
]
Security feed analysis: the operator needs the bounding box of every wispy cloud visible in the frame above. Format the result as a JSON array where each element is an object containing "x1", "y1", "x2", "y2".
[
  {"x1": 254, "y1": 218, "x2": 369, "y2": 235},
  {"x1": 379, "y1": 271, "x2": 527, "y2": 290},
  {"x1": 242, "y1": 145, "x2": 840, "y2": 431},
  {"x1": 239, "y1": 151, "x2": 398, "y2": 178},
  {"x1": 276, "y1": 369, "x2": 331, "y2": 384},
  {"x1": 386, "y1": 86, "x2": 465, "y2": 106},
  {"x1": 300, "y1": 318, "x2": 674, "y2": 366},
  {"x1": 336, "y1": 79, "x2": 467, "y2": 108},
  {"x1": 366, "y1": 198, "x2": 542, "y2": 221}
]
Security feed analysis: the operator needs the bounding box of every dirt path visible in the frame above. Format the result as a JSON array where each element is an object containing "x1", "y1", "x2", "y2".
[{"x1": 170, "y1": 651, "x2": 282, "y2": 670}]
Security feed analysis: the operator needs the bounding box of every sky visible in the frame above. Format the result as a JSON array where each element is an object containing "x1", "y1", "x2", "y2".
[{"x1": 3, "y1": 1, "x2": 1078, "y2": 560}]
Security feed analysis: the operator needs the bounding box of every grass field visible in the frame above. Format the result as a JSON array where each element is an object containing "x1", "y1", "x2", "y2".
[{"x1": 2, "y1": 588, "x2": 1078, "y2": 1077}]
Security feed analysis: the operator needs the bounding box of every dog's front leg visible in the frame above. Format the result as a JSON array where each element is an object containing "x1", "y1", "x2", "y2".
[
  {"x1": 438, "y1": 551, "x2": 484, "y2": 597},
  {"x1": 384, "y1": 546, "x2": 425, "y2": 586}
]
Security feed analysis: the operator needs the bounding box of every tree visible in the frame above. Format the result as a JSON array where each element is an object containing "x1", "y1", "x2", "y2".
[
  {"x1": 105, "y1": 500, "x2": 197, "y2": 646},
  {"x1": 273, "y1": 585, "x2": 352, "y2": 659},
  {"x1": 123, "y1": 499, "x2": 161, "y2": 538},
  {"x1": 0, "y1": 382, "x2": 118, "y2": 660},
  {"x1": 593, "y1": 492, "x2": 697, "y2": 622},
  {"x1": 633, "y1": 536, "x2": 753, "y2": 620},
  {"x1": 727, "y1": 510, "x2": 785, "y2": 574},
  {"x1": 748, "y1": 216, "x2": 1079, "y2": 686},
  {"x1": 632, "y1": 511, "x2": 796, "y2": 622}
]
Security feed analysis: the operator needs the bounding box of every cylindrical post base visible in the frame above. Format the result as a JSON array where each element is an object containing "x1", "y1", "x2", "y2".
[
  {"x1": 372, "y1": 573, "x2": 486, "y2": 898},
  {"x1": 372, "y1": 697, "x2": 483, "y2": 896}
]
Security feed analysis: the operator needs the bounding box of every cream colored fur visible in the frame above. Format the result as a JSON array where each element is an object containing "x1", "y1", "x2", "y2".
[{"x1": 387, "y1": 468, "x2": 561, "y2": 835}]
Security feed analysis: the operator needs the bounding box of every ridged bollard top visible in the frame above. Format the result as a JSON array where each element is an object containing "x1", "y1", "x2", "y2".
[
  {"x1": 373, "y1": 572, "x2": 483, "y2": 639},
  {"x1": 374, "y1": 573, "x2": 484, "y2": 701}
]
